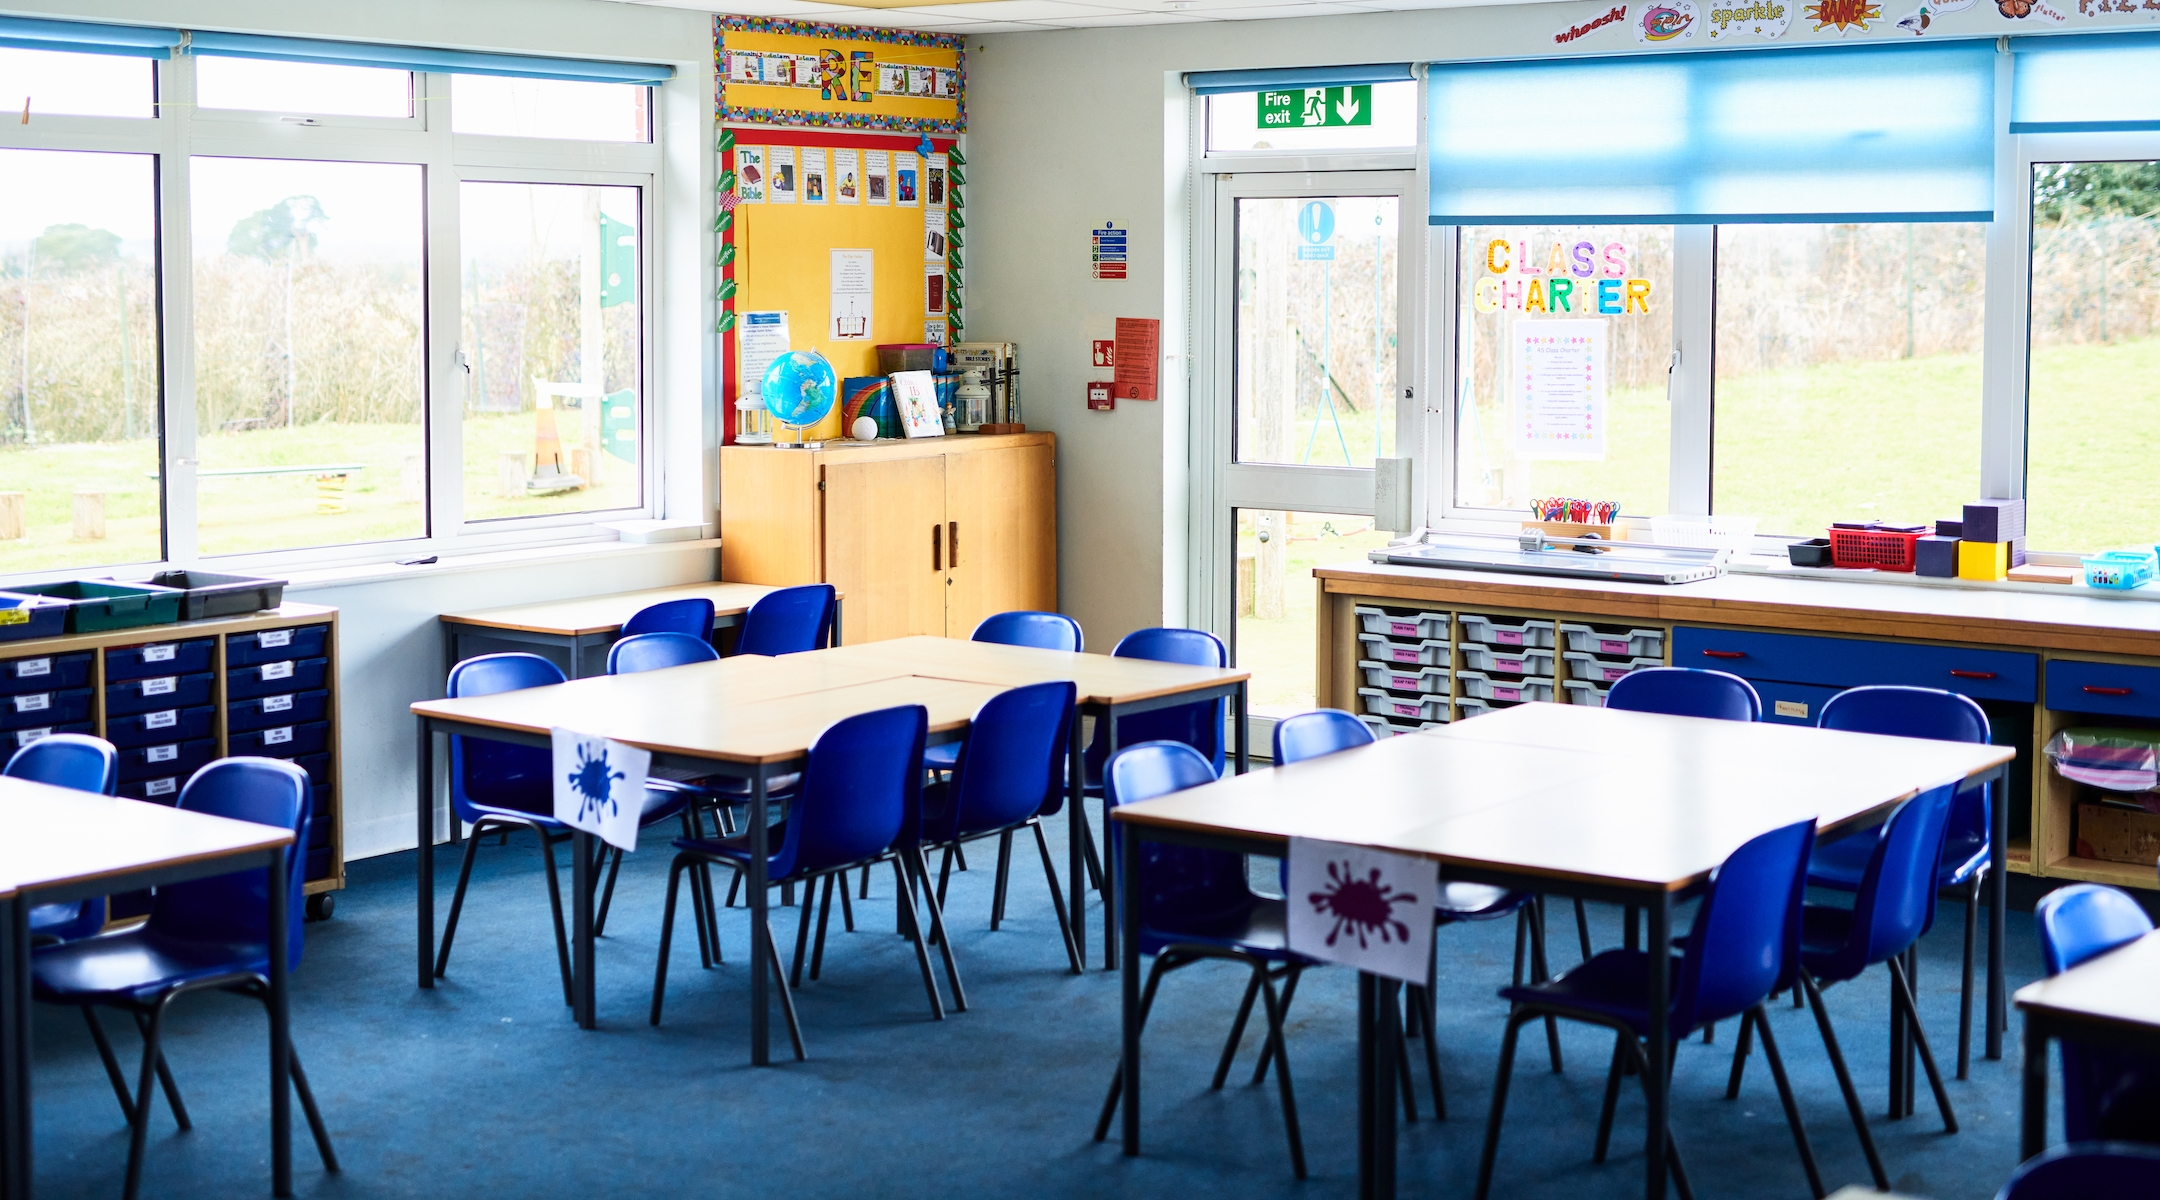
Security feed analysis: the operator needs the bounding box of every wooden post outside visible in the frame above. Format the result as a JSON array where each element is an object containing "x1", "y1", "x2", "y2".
[
  {"x1": 0, "y1": 492, "x2": 23, "y2": 540},
  {"x1": 72, "y1": 491, "x2": 106, "y2": 540},
  {"x1": 497, "y1": 451, "x2": 526, "y2": 498},
  {"x1": 569, "y1": 448, "x2": 593, "y2": 489}
]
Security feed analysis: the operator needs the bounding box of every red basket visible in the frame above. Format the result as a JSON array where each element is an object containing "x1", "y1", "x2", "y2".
[{"x1": 1828, "y1": 525, "x2": 1927, "y2": 572}]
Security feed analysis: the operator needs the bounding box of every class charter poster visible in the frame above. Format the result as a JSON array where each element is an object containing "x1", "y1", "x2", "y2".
[{"x1": 1509, "y1": 318, "x2": 1607, "y2": 461}]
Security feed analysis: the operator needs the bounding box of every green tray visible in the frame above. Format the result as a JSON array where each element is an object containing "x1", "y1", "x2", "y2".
[{"x1": 8, "y1": 579, "x2": 185, "y2": 633}]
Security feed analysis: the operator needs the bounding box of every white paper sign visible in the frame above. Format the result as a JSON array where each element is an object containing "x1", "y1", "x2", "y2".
[
  {"x1": 551, "y1": 728, "x2": 651, "y2": 852},
  {"x1": 1510, "y1": 318, "x2": 1608, "y2": 462},
  {"x1": 1286, "y1": 837, "x2": 1436, "y2": 984},
  {"x1": 831, "y1": 248, "x2": 873, "y2": 341},
  {"x1": 739, "y1": 310, "x2": 790, "y2": 400}
]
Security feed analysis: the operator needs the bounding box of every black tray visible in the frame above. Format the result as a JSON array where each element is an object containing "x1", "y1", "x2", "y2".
[
  {"x1": 137, "y1": 571, "x2": 286, "y2": 621},
  {"x1": 1787, "y1": 538, "x2": 1835, "y2": 568}
]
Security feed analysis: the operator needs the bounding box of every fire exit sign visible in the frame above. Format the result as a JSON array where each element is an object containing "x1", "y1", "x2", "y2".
[{"x1": 1258, "y1": 85, "x2": 1372, "y2": 129}]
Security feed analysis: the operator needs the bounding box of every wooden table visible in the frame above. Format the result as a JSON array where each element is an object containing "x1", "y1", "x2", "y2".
[
  {"x1": 409, "y1": 655, "x2": 1004, "y2": 1061},
  {"x1": 2016, "y1": 930, "x2": 2160, "y2": 1159},
  {"x1": 1111, "y1": 703, "x2": 2014, "y2": 1200},
  {"x1": 0, "y1": 778, "x2": 297, "y2": 1200},
  {"x1": 439, "y1": 581, "x2": 841, "y2": 679},
  {"x1": 818, "y1": 636, "x2": 1254, "y2": 969}
]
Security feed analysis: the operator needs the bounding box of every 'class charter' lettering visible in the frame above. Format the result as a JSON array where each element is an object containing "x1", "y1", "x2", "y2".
[{"x1": 1474, "y1": 238, "x2": 1653, "y2": 315}]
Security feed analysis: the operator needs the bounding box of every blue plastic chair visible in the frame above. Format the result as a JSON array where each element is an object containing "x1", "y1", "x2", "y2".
[
  {"x1": 1997, "y1": 1143, "x2": 2160, "y2": 1198},
  {"x1": 915, "y1": 681, "x2": 1081, "y2": 975},
  {"x1": 923, "y1": 610, "x2": 1083, "y2": 773},
  {"x1": 1084, "y1": 628, "x2": 1229, "y2": 785},
  {"x1": 2034, "y1": 885, "x2": 2160, "y2": 1145},
  {"x1": 6, "y1": 733, "x2": 119, "y2": 943},
  {"x1": 1605, "y1": 666, "x2": 1762, "y2": 721},
  {"x1": 736, "y1": 584, "x2": 836, "y2": 656},
  {"x1": 1091, "y1": 741, "x2": 1316, "y2": 1179},
  {"x1": 622, "y1": 596, "x2": 715, "y2": 642},
  {"x1": 652, "y1": 705, "x2": 955, "y2": 1056},
  {"x1": 31, "y1": 758, "x2": 338, "y2": 1200},
  {"x1": 1474, "y1": 817, "x2": 1822, "y2": 1200},
  {"x1": 438, "y1": 653, "x2": 690, "y2": 1003},
  {"x1": 1805, "y1": 685, "x2": 1997, "y2": 1078},
  {"x1": 606, "y1": 631, "x2": 719, "y2": 674}
]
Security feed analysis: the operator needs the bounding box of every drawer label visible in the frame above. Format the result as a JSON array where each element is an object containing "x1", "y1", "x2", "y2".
[
  {"x1": 1494, "y1": 685, "x2": 1523, "y2": 702},
  {"x1": 146, "y1": 744, "x2": 178, "y2": 763},
  {"x1": 1601, "y1": 665, "x2": 1629, "y2": 682},
  {"x1": 144, "y1": 777, "x2": 177, "y2": 797},
  {"x1": 141, "y1": 676, "x2": 177, "y2": 696},
  {"x1": 15, "y1": 693, "x2": 50, "y2": 712},
  {"x1": 263, "y1": 694, "x2": 294, "y2": 712},
  {"x1": 142, "y1": 644, "x2": 176, "y2": 662},
  {"x1": 15, "y1": 657, "x2": 50, "y2": 678},
  {"x1": 259, "y1": 629, "x2": 293, "y2": 648},
  {"x1": 1389, "y1": 674, "x2": 1418, "y2": 690},
  {"x1": 15, "y1": 728, "x2": 51, "y2": 746},
  {"x1": 262, "y1": 661, "x2": 295, "y2": 681},
  {"x1": 1495, "y1": 655, "x2": 1529, "y2": 672},
  {"x1": 1388, "y1": 646, "x2": 1418, "y2": 663},
  {"x1": 1597, "y1": 639, "x2": 1629, "y2": 655},
  {"x1": 263, "y1": 726, "x2": 293, "y2": 745},
  {"x1": 1495, "y1": 630, "x2": 1525, "y2": 646},
  {"x1": 1391, "y1": 701, "x2": 1419, "y2": 717},
  {"x1": 1388, "y1": 621, "x2": 1417, "y2": 637},
  {"x1": 0, "y1": 610, "x2": 25, "y2": 626},
  {"x1": 143, "y1": 709, "x2": 177, "y2": 729},
  {"x1": 1774, "y1": 699, "x2": 1809, "y2": 719}
]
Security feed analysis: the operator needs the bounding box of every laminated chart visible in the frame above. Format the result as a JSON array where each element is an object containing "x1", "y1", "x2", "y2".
[{"x1": 1510, "y1": 319, "x2": 1607, "y2": 461}]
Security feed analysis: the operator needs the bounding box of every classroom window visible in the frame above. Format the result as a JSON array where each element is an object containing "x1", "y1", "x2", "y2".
[
  {"x1": 460, "y1": 181, "x2": 643, "y2": 520},
  {"x1": 1234, "y1": 509, "x2": 1396, "y2": 718},
  {"x1": 2025, "y1": 161, "x2": 2160, "y2": 554},
  {"x1": 451, "y1": 76, "x2": 651, "y2": 142},
  {"x1": 1205, "y1": 81, "x2": 1416, "y2": 154},
  {"x1": 1712, "y1": 223, "x2": 1986, "y2": 537},
  {"x1": 0, "y1": 148, "x2": 162, "y2": 574},
  {"x1": 189, "y1": 157, "x2": 427, "y2": 555},
  {"x1": 1452, "y1": 225, "x2": 1674, "y2": 518},
  {"x1": 194, "y1": 57, "x2": 413, "y2": 118},
  {"x1": 0, "y1": 47, "x2": 155, "y2": 119}
]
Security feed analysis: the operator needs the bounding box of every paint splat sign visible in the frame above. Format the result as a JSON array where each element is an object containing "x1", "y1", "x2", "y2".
[
  {"x1": 1287, "y1": 837, "x2": 1437, "y2": 983},
  {"x1": 552, "y1": 727, "x2": 652, "y2": 851}
]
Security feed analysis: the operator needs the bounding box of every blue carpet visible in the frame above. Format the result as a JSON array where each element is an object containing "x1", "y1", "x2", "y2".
[{"x1": 26, "y1": 814, "x2": 2053, "y2": 1199}]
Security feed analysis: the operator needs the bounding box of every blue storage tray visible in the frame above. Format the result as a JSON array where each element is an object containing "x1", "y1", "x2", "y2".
[
  {"x1": 288, "y1": 751, "x2": 331, "y2": 787},
  {"x1": 305, "y1": 846, "x2": 333, "y2": 882},
  {"x1": 1671, "y1": 627, "x2": 2036, "y2": 703},
  {"x1": 227, "y1": 656, "x2": 328, "y2": 700},
  {"x1": 2, "y1": 687, "x2": 93, "y2": 731},
  {"x1": 1, "y1": 650, "x2": 93, "y2": 695},
  {"x1": 106, "y1": 705, "x2": 216, "y2": 749},
  {"x1": 119, "y1": 773, "x2": 186, "y2": 803},
  {"x1": 105, "y1": 672, "x2": 213, "y2": 716},
  {"x1": 305, "y1": 808, "x2": 333, "y2": 849},
  {"x1": 0, "y1": 592, "x2": 69, "y2": 642},
  {"x1": 105, "y1": 637, "x2": 215, "y2": 681},
  {"x1": 2046, "y1": 659, "x2": 2160, "y2": 721},
  {"x1": 230, "y1": 719, "x2": 328, "y2": 758},
  {"x1": 227, "y1": 624, "x2": 328, "y2": 666},
  {"x1": 229, "y1": 689, "x2": 328, "y2": 733},
  {"x1": 118, "y1": 737, "x2": 216, "y2": 784},
  {"x1": 9, "y1": 720, "x2": 96, "y2": 751}
]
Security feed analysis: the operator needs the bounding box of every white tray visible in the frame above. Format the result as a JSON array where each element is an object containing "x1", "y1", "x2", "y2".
[{"x1": 1459, "y1": 644, "x2": 1556, "y2": 677}]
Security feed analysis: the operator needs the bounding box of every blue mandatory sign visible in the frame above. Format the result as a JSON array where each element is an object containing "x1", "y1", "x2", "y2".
[{"x1": 1296, "y1": 201, "x2": 1336, "y2": 260}]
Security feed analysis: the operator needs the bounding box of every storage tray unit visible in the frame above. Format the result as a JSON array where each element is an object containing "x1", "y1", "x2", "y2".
[
  {"x1": 1559, "y1": 623, "x2": 1665, "y2": 659},
  {"x1": 0, "y1": 604, "x2": 343, "y2": 914},
  {"x1": 1458, "y1": 613, "x2": 1556, "y2": 649},
  {"x1": 1354, "y1": 605, "x2": 1451, "y2": 642},
  {"x1": 1356, "y1": 634, "x2": 1449, "y2": 668},
  {"x1": 1560, "y1": 651, "x2": 1665, "y2": 685}
]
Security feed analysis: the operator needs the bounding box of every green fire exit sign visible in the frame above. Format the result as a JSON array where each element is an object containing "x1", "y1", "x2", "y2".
[{"x1": 1258, "y1": 85, "x2": 1372, "y2": 129}]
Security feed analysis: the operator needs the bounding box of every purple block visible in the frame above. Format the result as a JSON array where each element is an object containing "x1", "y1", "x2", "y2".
[
  {"x1": 1964, "y1": 499, "x2": 2026, "y2": 545},
  {"x1": 1916, "y1": 535, "x2": 1961, "y2": 578},
  {"x1": 1935, "y1": 519, "x2": 1964, "y2": 538}
]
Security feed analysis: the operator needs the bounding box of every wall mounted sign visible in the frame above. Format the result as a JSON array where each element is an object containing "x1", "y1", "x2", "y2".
[
  {"x1": 1112, "y1": 317, "x2": 1159, "y2": 401},
  {"x1": 1804, "y1": 0, "x2": 1883, "y2": 31},
  {"x1": 1296, "y1": 201, "x2": 1337, "y2": 261},
  {"x1": 1092, "y1": 222, "x2": 1128, "y2": 280},
  {"x1": 717, "y1": 17, "x2": 963, "y2": 134},
  {"x1": 1511, "y1": 319, "x2": 1609, "y2": 462},
  {"x1": 1554, "y1": 4, "x2": 1631, "y2": 43},
  {"x1": 1706, "y1": 0, "x2": 1792, "y2": 38},
  {"x1": 1257, "y1": 86, "x2": 1373, "y2": 129}
]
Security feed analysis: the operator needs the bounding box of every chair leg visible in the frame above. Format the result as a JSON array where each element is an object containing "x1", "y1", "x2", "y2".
[
  {"x1": 788, "y1": 874, "x2": 818, "y2": 987},
  {"x1": 130, "y1": 1010, "x2": 191, "y2": 1131},
  {"x1": 861, "y1": 863, "x2": 872, "y2": 900},
  {"x1": 1726, "y1": 1002, "x2": 1757, "y2": 1099},
  {"x1": 1529, "y1": 901, "x2": 1563, "y2": 1072},
  {"x1": 1958, "y1": 872, "x2": 1979, "y2": 1081},
  {"x1": 936, "y1": 845, "x2": 956, "y2": 911},
  {"x1": 1593, "y1": 1032, "x2": 1626, "y2": 1163},
  {"x1": 1211, "y1": 973, "x2": 1264, "y2": 1090},
  {"x1": 651, "y1": 857, "x2": 688, "y2": 1026},
  {"x1": 593, "y1": 846, "x2": 624, "y2": 937},
  {"x1": 1620, "y1": 1035, "x2": 1697, "y2": 1200},
  {"x1": 1396, "y1": 990, "x2": 1420, "y2": 1123},
  {"x1": 991, "y1": 830, "x2": 1014, "y2": 930},
  {"x1": 810, "y1": 872, "x2": 836, "y2": 981},
  {"x1": 891, "y1": 858, "x2": 947, "y2": 1021},
  {"x1": 1573, "y1": 897, "x2": 1594, "y2": 963},
  {"x1": 1095, "y1": 953, "x2": 1174, "y2": 1142},
  {"x1": 1251, "y1": 968, "x2": 1304, "y2": 1085},
  {"x1": 123, "y1": 1001, "x2": 174, "y2": 1200},
  {"x1": 686, "y1": 860, "x2": 714, "y2": 970},
  {"x1": 910, "y1": 848, "x2": 968, "y2": 1012},
  {"x1": 1800, "y1": 971, "x2": 1891, "y2": 1191},
  {"x1": 1256, "y1": 965, "x2": 1308, "y2": 1179},
  {"x1": 954, "y1": 841, "x2": 969, "y2": 872},
  {"x1": 838, "y1": 872, "x2": 856, "y2": 932},
  {"x1": 1750, "y1": 1005, "x2": 1826, "y2": 1199},
  {"x1": 287, "y1": 1046, "x2": 341, "y2": 1173},
  {"x1": 1409, "y1": 983, "x2": 1447, "y2": 1120},
  {"x1": 432, "y1": 823, "x2": 486, "y2": 978},
  {"x1": 1031, "y1": 822, "x2": 1084, "y2": 975},
  {"x1": 82, "y1": 1007, "x2": 136, "y2": 1123},
  {"x1": 763, "y1": 917, "x2": 808, "y2": 1061},
  {"x1": 537, "y1": 832, "x2": 576, "y2": 1008},
  {"x1": 700, "y1": 862, "x2": 721, "y2": 954},
  {"x1": 1888, "y1": 955, "x2": 1959, "y2": 1134},
  {"x1": 726, "y1": 870, "x2": 741, "y2": 909},
  {"x1": 1080, "y1": 814, "x2": 1105, "y2": 892},
  {"x1": 1473, "y1": 1011, "x2": 1530, "y2": 1200}
]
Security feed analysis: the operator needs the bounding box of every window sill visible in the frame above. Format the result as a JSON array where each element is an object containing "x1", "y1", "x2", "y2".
[
  {"x1": 280, "y1": 536, "x2": 720, "y2": 593},
  {"x1": 1725, "y1": 555, "x2": 2160, "y2": 604}
]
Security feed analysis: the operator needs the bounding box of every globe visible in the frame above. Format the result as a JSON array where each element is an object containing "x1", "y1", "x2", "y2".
[{"x1": 760, "y1": 350, "x2": 838, "y2": 432}]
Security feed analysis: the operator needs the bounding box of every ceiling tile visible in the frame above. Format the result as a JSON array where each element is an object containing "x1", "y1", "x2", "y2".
[
  {"x1": 873, "y1": 0, "x2": 1132, "y2": 19},
  {"x1": 1047, "y1": 9, "x2": 1213, "y2": 21}
]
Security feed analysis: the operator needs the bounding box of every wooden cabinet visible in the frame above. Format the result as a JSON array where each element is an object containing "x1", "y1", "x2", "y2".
[{"x1": 720, "y1": 432, "x2": 1056, "y2": 643}]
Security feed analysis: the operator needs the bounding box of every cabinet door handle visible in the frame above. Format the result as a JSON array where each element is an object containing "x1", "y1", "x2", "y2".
[
  {"x1": 932, "y1": 524, "x2": 941, "y2": 573},
  {"x1": 1700, "y1": 649, "x2": 1745, "y2": 659},
  {"x1": 2083, "y1": 685, "x2": 2133, "y2": 696},
  {"x1": 1948, "y1": 669, "x2": 1997, "y2": 680},
  {"x1": 948, "y1": 521, "x2": 959, "y2": 568}
]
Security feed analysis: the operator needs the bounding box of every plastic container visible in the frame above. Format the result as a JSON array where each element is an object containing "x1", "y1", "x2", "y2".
[
  {"x1": 2082, "y1": 549, "x2": 2156, "y2": 591},
  {"x1": 106, "y1": 672, "x2": 214, "y2": 716},
  {"x1": 1, "y1": 650, "x2": 92, "y2": 695},
  {"x1": 1561, "y1": 678, "x2": 1611, "y2": 707},
  {"x1": 135, "y1": 571, "x2": 286, "y2": 621},
  {"x1": 1456, "y1": 613, "x2": 1555, "y2": 649},
  {"x1": 1357, "y1": 686, "x2": 1449, "y2": 723},
  {"x1": 5, "y1": 580, "x2": 183, "y2": 633},
  {"x1": 2, "y1": 688, "x2": 94, "y2": 730},
  {"x1": 229, "y1": 720, "x2": 329, "y2": 758},
  {"x1": 1458, "y1": 644, "x2": 1555, "y2": 677},
  {"x1": 227, "y1": 625, "x2": 328, "y2": 666},
  {"x1": 1455, "y1": 696, "x2": 1508, "y2": 719},
  {"x1": 105, "y1": 638, "x2": 215, "y2": 682},
  {"x1": 227, "y1": 656, "x2": 330, "y2": 700},
  {"x1": 1650, "y1": 515, "x2": 1760, "y2": 555},
  {"x1": 1357, "y1": 661, "x2": 1450, "y2": 695},
  {"x1": 1558, "y1": 623, "x2": 1664, "y2": 658},
  {"x1": 1561, "y1": 651, "x2": 1666, "y2": 685},
  {"x1": 10, "y1": 721, "x2": 96, "y2": 750},
  {"x1": 1356, "y1": 634, "x2": 1449, "y2": 667},
  {"x1": 1785, "y1": 538, "x2": 1835, "y2": 568},
  {"x1": 1357, "y1": 713, "x2": 1444, "y2": 740},
  {"x1": 1355, "y1": 605, "x2": 1450, "y2": 642},
  {"x1": 1828, "y1": 524, "x2": 1929, "y2": 572},
  {"x1": 118, "y1": 738, "x2": 216, "y2": 784},
  {"x1": 106, "y1": 705, "x2": 216, "y2": 748},
  {"x1": 1459, "y1": 671, "x2": 1554, "y2": 703},
  {"x1": 2045, "y1": 727, "x2": 2160, "y2": 797},
  {"x1": 0, "y1": 592, "x2": 69, "y2": 643},
  {"x1": 228, "y1": 689, "x2": 330, "y2": 733}
]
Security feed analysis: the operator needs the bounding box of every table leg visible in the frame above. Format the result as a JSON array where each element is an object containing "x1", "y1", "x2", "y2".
[
  {"x1": 1358, "y1": 973, "x2": 1401, "y2": 1200},
  {"x1": 749, "y1": 769, "x2": 771, "y2": 1065},
  {"x1": 831, "y1": 598, "x2": 844, "y2": 648},
  {"x1": 440, "y1": 635, "x2": 461, "y2": 848},
  {"x1": 2, "y1": 892, "x2": 30, "y2": 1200},
  {"x1": 1069, "y1": 711, "x2": 1088, "y2": 967},
  {"x1": 416, "y1": 718, "x2": 435, "y2": 990},
  {"x1": 1119, "y1": 819, "x2": 1141, "y2": 1156},
  {"x1": 268, "y1": 844, "x2": 292, "y2": 1197},
  {"x1": 1644, "y1": 894, "x2": 1671, "y2": 1200},
  {"x1": 2020, "y1": 1015, "x2": 2047, "y2": 1160},
  {"x1": 1234, "y1": 681, "x2": 1250, "y2": 775},
  {"x1": 1103, "y1": 705, "x2": 1122, "y2": 972},
  {"x1": 572, "y1": 831, "x2": 595, "y2": 1030},
  {"x1": 1988, "y1": 777, "x2": 2007, "y2": 1061},
  {"x1": 1359, "y1": 974, "x2": 1375, "y2": 1200}
]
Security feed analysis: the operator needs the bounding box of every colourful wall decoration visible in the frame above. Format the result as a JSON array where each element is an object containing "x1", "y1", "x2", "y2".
[
  {"x1": 1472, "y1": 238, "x2": 1655, "y2": 316},
  {"x1": 716, "y1": 16, "x2": 964, "y2": 134}
]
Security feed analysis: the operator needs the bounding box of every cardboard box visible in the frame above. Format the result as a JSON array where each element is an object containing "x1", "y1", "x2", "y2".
[
  {"x1": 1958, "y1": 539, "x2": 2009, "y2": 581},
  {"x1": 2076, "y1": 802, "x2": 2160, "y2": 866},
  {"x1": 1916, "y1": 535, "x2": 1961, "y2": 578},
  {"x1": 1964, "y1": 499, "x2": 2026, "y2": 544}
]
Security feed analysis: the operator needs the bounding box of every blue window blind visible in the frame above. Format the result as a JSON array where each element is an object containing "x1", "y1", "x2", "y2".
[
  {"x1": 1190, "y1": 63, "x2": 1412, "y2": 96},
  {"x1": 0, "y1": 16, "x2": 180, "y2": 58},
  {"x1": 187, "y1": 32, "x2": 673, "y2": 86},
  {"x1": 2011, "y1": 34, "x2": 2160, "y2": 133},
  {"x1": 1428, "y1": 42, "x2": 1995, "y2": 225}
]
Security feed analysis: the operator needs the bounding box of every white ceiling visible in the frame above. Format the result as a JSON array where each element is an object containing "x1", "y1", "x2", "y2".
[{"x1": 619, "y1": 0, "x2": 1529, "y2": 35}]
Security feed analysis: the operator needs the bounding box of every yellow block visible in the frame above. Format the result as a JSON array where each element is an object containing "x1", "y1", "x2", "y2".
[{"x1": 1958, "y1": 540, "x2": 2009, "y2": 581}]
